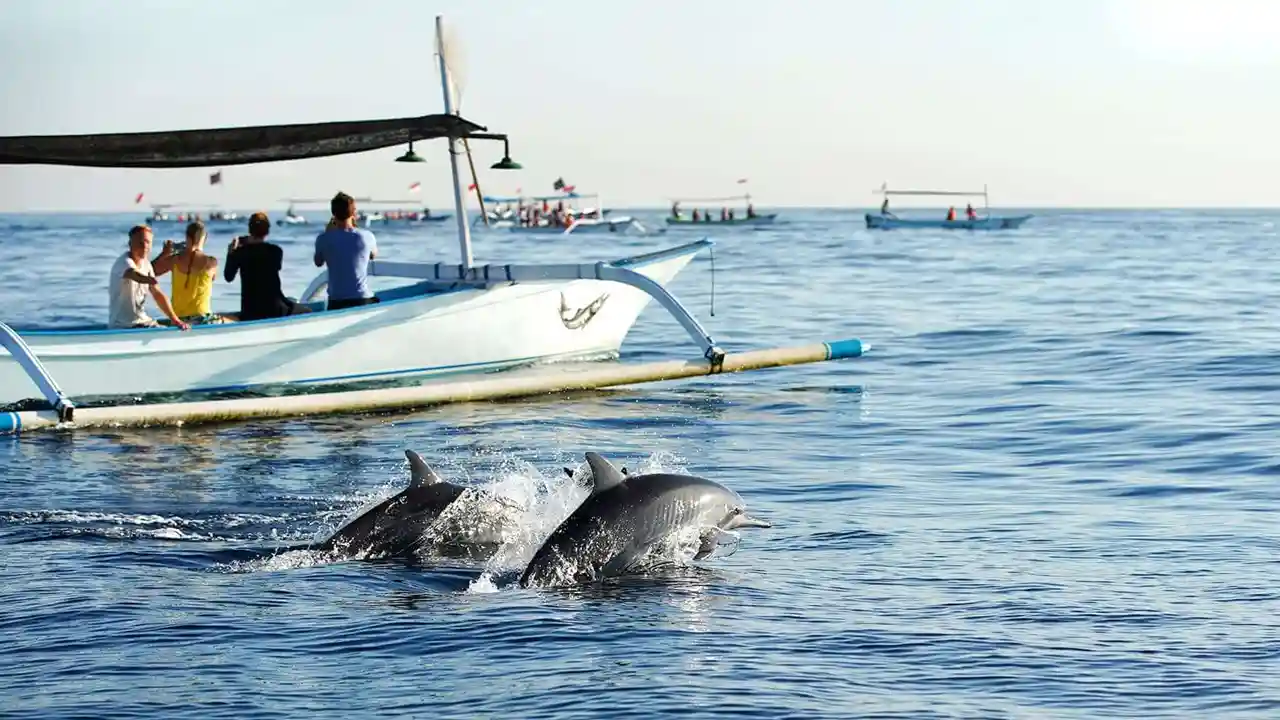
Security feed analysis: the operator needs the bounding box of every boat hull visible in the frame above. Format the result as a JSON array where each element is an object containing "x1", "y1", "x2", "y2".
[
  {"x1": 0, "y1": 244, "x2": 703, "y2": 405},
  {"x1": 666, "y1": 213, "x2": 777, "y2": 226},
  {"x1": 865, "y1": 213, "x2": 1032, "y2": 230}
]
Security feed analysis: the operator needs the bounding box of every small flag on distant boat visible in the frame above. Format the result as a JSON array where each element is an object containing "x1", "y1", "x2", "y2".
[
  {"x1": 467, "y1": 182, "x2": 477, "y2": 191},
  {"x1": 134, "y1": 192, "x2": 144, "y2": 204},
  {"x1": 553, "y1": 177, "x2": 575, "y2": 193},
  {"x1": 408, "y1": 181, "x2": 421, "y2": 193},
  {"x1": 209, "y1": 171, "x2": 222, "y2": 185}
]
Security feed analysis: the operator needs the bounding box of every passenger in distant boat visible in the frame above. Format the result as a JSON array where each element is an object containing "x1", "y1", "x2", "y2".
[
  {"x1": 671, "y1": 201, "x2": 682, "y2": 219},
  {"x1": 728, "y1": 209, "x2": 735, "y2": 221},
  {"x1": 170, "y1": 221, "x2": 224, "y2": 325},
  {"x1": 226, "y1": 212, "x2": 310, "y2": 321},
  {"x1": 703, "y1": 209, "x2": 712, "y2": 222},
  {"x1": 314, "y1": 192, "x2": 379, "y2": 311},
  {"x1": 965, "y1": 203, "x2": 977, "y2": 221},
  {"x1": 691, "y1": 208, "x2": 701, "y2": 222},
  {"x1": 880, "y1": 197, "x2": 897, "y2": 218},
  {"x1": 747, "y1": 203, "x2": 757, "y2": 219},
  {"x1": 946, "y1": 206, "x2": 957, "y2": 222},
  {"x1": 108, "y1": 225, "x2": 190, "y2": 330},
  {"x1": 720, "y1": 207, "x2": 728, "y2": 221}
]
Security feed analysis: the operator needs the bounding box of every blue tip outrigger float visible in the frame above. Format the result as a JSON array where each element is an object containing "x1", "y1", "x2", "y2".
[{"x1": 0, "y1": 16, "x2": 866, "y2": 435}]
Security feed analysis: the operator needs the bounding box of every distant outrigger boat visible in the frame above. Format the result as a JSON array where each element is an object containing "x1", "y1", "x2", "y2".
[
  {"x1": 866, "y1": 184, "x2": 1032, "y2": 230},
  {"x1": 666, "y1": 193, "x2": 777, "y2": 227},
  {"x1": 0, "y1": 15, "x2": 865, "y2": 433},
  {"x1": 146, "y1": 204, "x2": 241, "y2": 225},
  {"x1": 476, "y1": 191, "x2": 641, "y2": 235}
]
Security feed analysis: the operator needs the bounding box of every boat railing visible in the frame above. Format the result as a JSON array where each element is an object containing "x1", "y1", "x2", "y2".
[
  {"x1": 298, "y1": 256, "x2": 725, "y2": 363},
  {"x1": 0, "y1": 321, "x2": 74, "y2": 421}
]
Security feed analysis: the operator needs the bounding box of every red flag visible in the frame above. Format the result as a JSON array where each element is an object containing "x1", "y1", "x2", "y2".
[
  {"x1": 408, "y1": 181, "x2": 421, "y2": 193},
  {"x1": 467, "y1": 182, "x2": 477, "y2": 191},
  {"x1": 134, "y1": 192, "x2": 145, "y2": 204}
]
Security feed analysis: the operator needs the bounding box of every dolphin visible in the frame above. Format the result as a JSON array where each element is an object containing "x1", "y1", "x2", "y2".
[
  {"x1": 313, "y1": 450, "x2": 522, "y2": 561},
  {"x1": 521, "y1": 452, "x2": 770, "y2": 587}
]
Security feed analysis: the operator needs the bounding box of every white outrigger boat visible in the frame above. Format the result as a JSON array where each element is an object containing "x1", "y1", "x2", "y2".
[
  {"x1": 476, "y1": 192, "x2": 643, "y2": 235},
  {"x1": 0, "y1": 16, "x2": 864, "y2": 434},
  {"x1": 866, "y1": 184, "x2": 1032, "y2": 230}
]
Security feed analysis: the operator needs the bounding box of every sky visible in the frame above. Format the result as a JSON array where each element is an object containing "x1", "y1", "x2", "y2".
[{"x1": 1, "y1": 0, "x2": 1278, "y2": 212}]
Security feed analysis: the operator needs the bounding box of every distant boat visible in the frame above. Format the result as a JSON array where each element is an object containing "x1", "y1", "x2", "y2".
[
  {"x1": 865, "y1": 214, "x2": 1031, "y2": 230},
  {"x1": 476, "y1": 191, "x2": 641, "y2": 235},
  {"x1": 144, "y1": 204, "x2": 240, "y2": 225},
  {"x1": 666, "y1": 213, "x2": 777, "y2": 227},
  {"x1": 665, "y1": 191, "x2": 776, "y2": 227},
  {"x1": 867, "y1": 184, "x2": 1032, "y2": 230}
]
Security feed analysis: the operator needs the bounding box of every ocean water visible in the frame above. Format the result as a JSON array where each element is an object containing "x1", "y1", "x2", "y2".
[{"x1": 2, "y1": 208, "x2": 1279, "y2": 718}]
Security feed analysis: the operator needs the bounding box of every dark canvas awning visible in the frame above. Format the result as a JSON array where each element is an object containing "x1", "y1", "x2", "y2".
[{"x1": 0, "y1": 113, "x2": 486, "y2": 169}]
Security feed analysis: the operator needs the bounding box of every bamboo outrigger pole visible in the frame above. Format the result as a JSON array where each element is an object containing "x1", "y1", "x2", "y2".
[{"x1": 1, "y1": 339, "x2": 865, "y2": 434}]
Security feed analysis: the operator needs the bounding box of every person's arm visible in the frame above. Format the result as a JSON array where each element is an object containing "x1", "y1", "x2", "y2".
[
  {"x1": 224, "y1": 239, "x2": 241, "y2": 282},
  {"x1": 122, "y1": 266, "x2": 157, "y2": 286},
  {"x1": 366, "y1": 231, "x2": 377, "y2": 260},
  {"x1": 313, "y1": 235, "x2": 325, "y2": 267},
  {"x1": 152, "y1": 240, "x2": 176, "y2": 276},
  {"x1": 149, "y1": 285, "x2": 189, "y2": 330}
]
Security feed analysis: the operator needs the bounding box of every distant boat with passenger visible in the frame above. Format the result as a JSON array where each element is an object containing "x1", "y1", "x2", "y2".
[
  {"x1": 666, "y1": 192, "x2": 777, "y2": 227},
  {"x1": 146, "y1": 204, "x2": 241, "y2": 225},
  {"x1": 866, "y1": 184, "x2": 1032, "y2": 230},
  {"x1": 475, "y1": 189, "x2": 640, "y2": 235}
]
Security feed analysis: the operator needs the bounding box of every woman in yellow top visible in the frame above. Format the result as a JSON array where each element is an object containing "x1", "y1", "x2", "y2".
[{"x1": 170, "y1": 221, "x2": 222, "y2": 324}]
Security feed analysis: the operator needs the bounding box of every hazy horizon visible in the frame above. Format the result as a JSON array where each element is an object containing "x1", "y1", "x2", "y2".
[{"x1": 2, "y1": 0, "x2": 1277, "y2": 213}]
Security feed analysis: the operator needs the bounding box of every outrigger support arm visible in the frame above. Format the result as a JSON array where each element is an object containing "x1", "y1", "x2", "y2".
[{"x1": 0, "y1": 321, "x2": 74, "y2": 422}]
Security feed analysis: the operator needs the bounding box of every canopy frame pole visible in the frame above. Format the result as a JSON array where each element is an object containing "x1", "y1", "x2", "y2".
[{"x1": 436, "y1": 15, "x2": 474, "y2": 268}]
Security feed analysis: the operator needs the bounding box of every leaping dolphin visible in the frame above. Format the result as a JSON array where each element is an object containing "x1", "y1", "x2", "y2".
[
  {"x1": 313, "y1": 450, "x2": 522, "y2": 561},
  {"x1": 521, "y1": 452, "x2": 770, "y2": 587}
]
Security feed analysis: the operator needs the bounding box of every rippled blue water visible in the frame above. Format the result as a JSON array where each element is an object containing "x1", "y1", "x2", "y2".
[{"x1": 3, "y1": 209, "x2": 1279, "y2": 718}]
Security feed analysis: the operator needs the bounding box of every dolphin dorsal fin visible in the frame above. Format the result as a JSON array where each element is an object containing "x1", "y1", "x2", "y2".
[
  {"x1": 405, "y1": 450, "x2": 444, "y2": 488},
  {"x1": 585, "y1": 452, "x2": 627, "y2": 495}
]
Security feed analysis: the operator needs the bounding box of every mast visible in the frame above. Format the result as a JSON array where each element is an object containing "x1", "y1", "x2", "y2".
[{"x1": 436, "y1": 15, "x2": 473, "y2": 268}]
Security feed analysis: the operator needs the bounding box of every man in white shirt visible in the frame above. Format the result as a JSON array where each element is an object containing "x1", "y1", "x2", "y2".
[{"x1": 108, "y1": 225, "x2": 190, "y2": 330}]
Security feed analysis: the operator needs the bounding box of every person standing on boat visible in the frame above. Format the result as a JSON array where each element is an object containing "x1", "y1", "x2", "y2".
[
  {"x1": 226, "y1": 212, "x2": 310, "y2": 321},
  {"x1": 108, "y1": 225, "x2": 190, "y2": 330},
  {"x1": 747, "y1": 202, "x2": 757, "y2": 219},
  {"x1": 314, "y1": 192, "x2": 379, "y2": 311},
  {"x1": 170, "y1": 221, "x2": 222, "y2": 325},
  {"x1": 946, "y1": 206, "x2": 957, "y2": 222},
  {"x1": 965, "y1": 203, "x2": 978, "y2": 221},
  {"x1": 880, "y1": 196, "x2": 897, "y2": 218}
]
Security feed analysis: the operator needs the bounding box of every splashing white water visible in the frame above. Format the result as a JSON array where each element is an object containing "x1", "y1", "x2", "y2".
[{"x1": 464, "y1": 451, "x2": 694, "y2": 593}]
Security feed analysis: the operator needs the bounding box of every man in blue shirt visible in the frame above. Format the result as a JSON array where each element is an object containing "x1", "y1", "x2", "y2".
[{"x1": 314, "y1": 192, "x2": 379, "y2": 310}]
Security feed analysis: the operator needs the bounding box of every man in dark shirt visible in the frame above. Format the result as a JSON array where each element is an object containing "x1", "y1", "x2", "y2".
[{"x1": 224, "y1": 212, "x2": 311, "y2": 321}]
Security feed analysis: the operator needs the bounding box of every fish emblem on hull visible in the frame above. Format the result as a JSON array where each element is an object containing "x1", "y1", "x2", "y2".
[{"x1": 559, "y1": 292, "x2": 609, "y2": 330}]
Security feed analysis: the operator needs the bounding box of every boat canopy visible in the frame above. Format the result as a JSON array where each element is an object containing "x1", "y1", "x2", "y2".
[
  {"x1": 671, "y1": 193, "x2": 752, "y2": 203},
  {"x1": 481, "y1": 192, "x2": 590, "y2": 203},
  {"x1": 0, "y1": 113, "x2": 485, "y2": 169},
  {"x1": 878, "y1": 189, "x2": 987, "y2": 196}
]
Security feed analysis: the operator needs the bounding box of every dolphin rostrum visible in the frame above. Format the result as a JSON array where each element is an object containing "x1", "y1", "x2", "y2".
[
  {"x1": 521, "y1": 452, "x2": 770, "y2": 587},
  {"x1": 313, "y1": 450, "x2": 522, "y2": 561}
]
